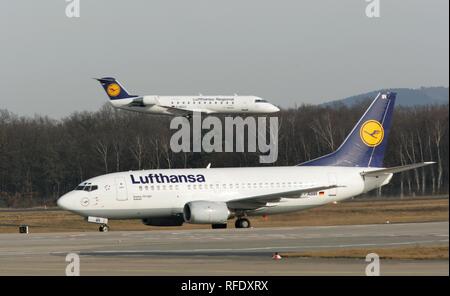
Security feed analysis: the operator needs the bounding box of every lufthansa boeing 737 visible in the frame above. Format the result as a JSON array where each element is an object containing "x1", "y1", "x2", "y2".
[
  {"x1": 57, "y1": 92, "x2": 434, "y2": 232},
  {"x1": 95, "y1": 77, "x2": 280, "y2": 117}
]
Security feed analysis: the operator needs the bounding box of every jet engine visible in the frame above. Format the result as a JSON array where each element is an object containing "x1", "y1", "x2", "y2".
[
  {"x1": 183, "y1": 201, "x2": 230, "y2": 224},
  {"x1": 142, "y1": 95, "x2": 159, "y2": 105}
]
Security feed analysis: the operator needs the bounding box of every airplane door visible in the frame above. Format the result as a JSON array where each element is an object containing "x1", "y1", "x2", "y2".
[
  {"x1": 328, "y1": 173, "x2": 337, "y2": 197},
  {"x1": 115, "y1": 177, "x2": 128, "y2": 201},
  {"x1": 240, "y1": 97, "x2": 249, "y2": 111}
]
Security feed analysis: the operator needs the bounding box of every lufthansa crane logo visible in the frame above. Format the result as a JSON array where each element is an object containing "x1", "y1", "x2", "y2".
[
  {"x1": 360, "y1": 120, "x2": 384, "y2": 147},
  {"x1": 106, "y1": 83, "x2": 121, "y2": 97},
  {"x1": 80, "y1": 197, "x2": 90, "y2": 207}
]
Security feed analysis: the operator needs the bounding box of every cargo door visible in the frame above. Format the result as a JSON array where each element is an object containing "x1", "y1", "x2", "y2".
[{"x1": 328, "y1": 173, "x2": 338, "y2": 197}]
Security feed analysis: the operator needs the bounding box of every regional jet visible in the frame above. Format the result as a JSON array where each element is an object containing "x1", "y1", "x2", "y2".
[
  {"x1": 57, "y1": 92, "x2": 434, "y2": 231},
  {"x1": 95, "y1": 77, "x2": 279, "y2": 117}
]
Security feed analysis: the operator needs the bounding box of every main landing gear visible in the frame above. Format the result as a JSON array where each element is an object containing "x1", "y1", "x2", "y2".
[{"x1": 235, "y1": 218, "x2": 251, "y2": 229}]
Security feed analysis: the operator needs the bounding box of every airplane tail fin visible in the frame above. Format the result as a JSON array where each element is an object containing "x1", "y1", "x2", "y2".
[
  {"x1": 299, "y1": 92, "x2": 396, "y2": 168},
  {"x1": 95, "y1": 77, "x2": 138, "y2": 100}
]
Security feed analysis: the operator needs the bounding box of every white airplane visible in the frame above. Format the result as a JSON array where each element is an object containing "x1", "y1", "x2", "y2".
[
  {"x1": 57, "y1": 92, "x2": 434, "y2": 232},
  {"x1": 95, "y1": 77, "x2": 280, "y2": 117}
]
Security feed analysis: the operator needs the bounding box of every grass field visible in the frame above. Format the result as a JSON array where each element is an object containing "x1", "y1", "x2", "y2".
[
  {"x1": 280, "y1": 245, "x2": 449, "y2": 260},
  {"x1": 0, "y1": 197, "x2": 448, "y2": 233}
]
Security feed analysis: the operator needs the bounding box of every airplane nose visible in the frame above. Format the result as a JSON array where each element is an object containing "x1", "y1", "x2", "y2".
[
  {"x1": 270, "y1": 105, "x2": 280, "y2": 113},
  {"x1": 57, "y1": 192, "x2": 75, "y2": 210}
]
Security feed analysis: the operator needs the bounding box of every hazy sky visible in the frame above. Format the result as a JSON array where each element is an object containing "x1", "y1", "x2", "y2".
[{"x1": 0, "y1": 0, "x2": 448, "y2": 118}]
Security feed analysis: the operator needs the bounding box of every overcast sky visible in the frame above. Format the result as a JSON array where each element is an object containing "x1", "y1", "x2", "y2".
[{"x1": 0, "y1": 0, "x2": 448, "y2": 118}]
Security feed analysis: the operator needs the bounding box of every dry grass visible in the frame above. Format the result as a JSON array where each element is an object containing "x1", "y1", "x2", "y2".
[
  {"x1": 0, "y1": 197, "x2": 448, "y2": 233},
  {"x1": 280, "y1": 245, "x2": 449, "y2": 260}
]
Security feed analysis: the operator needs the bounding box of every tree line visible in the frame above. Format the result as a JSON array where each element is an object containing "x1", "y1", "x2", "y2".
[{"x1": 0, "y1": 100, "x2": 448, "y2": 207}]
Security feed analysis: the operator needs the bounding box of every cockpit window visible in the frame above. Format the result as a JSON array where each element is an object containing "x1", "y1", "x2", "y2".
[
  {"x1": 74, "y1": 184, "x2": 98, "y2": 191},
  {"x1": 255, "y1": 99, "x2": 268, "y2": 103}
]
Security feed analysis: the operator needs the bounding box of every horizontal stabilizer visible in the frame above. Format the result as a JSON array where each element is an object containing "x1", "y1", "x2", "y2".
[{"x1": 360, "y1": 162, "x2": 436, "y2": 177}]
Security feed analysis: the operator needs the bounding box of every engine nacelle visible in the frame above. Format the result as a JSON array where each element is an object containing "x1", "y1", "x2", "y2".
[
  {"x1": 142, "y1": 216, "x2": 184, "y2": 226},
  {"x1": 183, "y1": 201, "x2": 230, "y2": 224},
  {"x1": 142, "y1": 95, "x2": 158, "y2": 105}
]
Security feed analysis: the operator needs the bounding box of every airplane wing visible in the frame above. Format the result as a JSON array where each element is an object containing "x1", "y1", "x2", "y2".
[
  {"x1": 226, "y1": 185, "x2": 339, "y2": 210},
  {"x1": 360, "y1": 162, "x2": 435, "y2": 177}
]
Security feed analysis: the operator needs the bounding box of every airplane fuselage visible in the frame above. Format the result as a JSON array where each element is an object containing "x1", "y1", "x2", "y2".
[
  {"x1": 57, "y1": 166, "x2": 392, "y2": 220},
  {"x1": 110, "y1": 95, "x2": 280, "y2": 115}
]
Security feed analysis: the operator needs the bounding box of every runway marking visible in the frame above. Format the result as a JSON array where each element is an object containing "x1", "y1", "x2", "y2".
[{"x1": 72, "y1": 239, "x2": 449, "y2": 256}]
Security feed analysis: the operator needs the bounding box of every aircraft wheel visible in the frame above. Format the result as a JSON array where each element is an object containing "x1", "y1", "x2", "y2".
[
  {"x1": 99, "y1": 224, "x2": 109, "y2": 232},
  {"x1": 235, "y1": 218, "x2": 251, "y2": 229}
]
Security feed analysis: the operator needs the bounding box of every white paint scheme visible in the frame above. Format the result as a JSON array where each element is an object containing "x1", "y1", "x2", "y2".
[
  {"x1": 110, "y1": 95, "x2": 280, "y2": 116},
  {"x1": 57, "y1": 166, "x2": 391, "y2": 221}
]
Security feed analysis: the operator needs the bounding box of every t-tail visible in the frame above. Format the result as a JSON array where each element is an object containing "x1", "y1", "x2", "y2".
[
  {"x1": 300, "y1": 92, "x2": 396, "y2": 168},
  {"x1": 95, "y1": 77, "x2": 138, "y2": 100}
]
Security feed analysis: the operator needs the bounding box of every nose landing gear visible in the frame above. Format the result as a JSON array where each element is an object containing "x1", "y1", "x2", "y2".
[
  {"x1": 235, "y1": 218, "x2": 251, "y2": 229},
  {"x1": 87, "y1": 216, "x2": 110, "y2": 232},
  {"x1": 99, "y1": 224, "x2": 110, "y2": 232}
]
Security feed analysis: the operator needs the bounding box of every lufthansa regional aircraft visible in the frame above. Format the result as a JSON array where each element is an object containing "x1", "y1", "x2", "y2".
[
  {"x1": 57, "y1": 92, "x2": 434, "y2": 232},
  {"x1": 95, "y1": 77, "x2": 280, "y2": 117}
]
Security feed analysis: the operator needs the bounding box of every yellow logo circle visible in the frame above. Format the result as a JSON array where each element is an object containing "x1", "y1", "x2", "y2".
[
  {"x1": 106, "y1": 83, "x2": 121, "y2": 97},
  {"x1": 360, "y1": 120, "x2": 384, "y2": 147}
]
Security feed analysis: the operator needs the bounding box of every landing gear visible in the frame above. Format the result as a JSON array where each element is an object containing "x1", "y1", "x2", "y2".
[
  {"x1": 99, "y1": 224, "x2": 110, "y2": 232},
  {"x1": 211, "y1": 223, "x2": 227, "y2": 229},
  {"x1": 87, "y1": 216, "x2": 109, "y2": 232},
  {"x1": 235, "y1": 218, "x2": 251, "y2": 229}
]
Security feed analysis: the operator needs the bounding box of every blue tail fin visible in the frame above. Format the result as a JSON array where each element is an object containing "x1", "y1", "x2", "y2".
[
  {"x1": 299, "y1": 92, "x2": 396, "y2": 168},
  {"x1": 95, "y1": 77, "x2": 138, "y2": 100}
]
